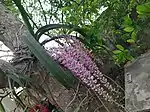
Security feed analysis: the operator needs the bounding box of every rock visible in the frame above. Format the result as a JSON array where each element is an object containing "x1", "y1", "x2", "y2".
[{"x1": 125, "y1": 51, "x2": 150, "y2": 112}]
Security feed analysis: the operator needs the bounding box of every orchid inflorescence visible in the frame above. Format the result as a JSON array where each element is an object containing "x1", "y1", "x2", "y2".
[{"x1": 46, "y1": 35, "x2": 121, "y2": 105}]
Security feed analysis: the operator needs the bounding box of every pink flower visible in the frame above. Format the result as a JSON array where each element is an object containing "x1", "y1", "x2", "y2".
[{"x1": 46, "y1": 35, "x2": 120, "y2": 104}]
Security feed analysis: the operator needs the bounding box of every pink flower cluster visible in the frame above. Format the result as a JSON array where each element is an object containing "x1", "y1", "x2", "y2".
[{"x1": 46, "y1": 35, "x2": 120, "y2": 103}]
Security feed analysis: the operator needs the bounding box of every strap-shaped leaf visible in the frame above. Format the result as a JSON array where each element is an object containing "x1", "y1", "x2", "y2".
[
  {"x1": 22, "y1": 31, "x2": 77, "y2": 89},
  {"x1": 35, "y1": 24, "x2": 88, "y2": 41},
  {"x1": 13, "y1": 0, "x2": 35, "y2": 37},
  {"x1": 0, "y1": 102, "x2": 5, "y2": 112}
]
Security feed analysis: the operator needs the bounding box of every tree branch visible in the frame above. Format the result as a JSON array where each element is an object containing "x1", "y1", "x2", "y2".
[{"x1": 0, "y1": 3, "x2": 28, "y2": 53}]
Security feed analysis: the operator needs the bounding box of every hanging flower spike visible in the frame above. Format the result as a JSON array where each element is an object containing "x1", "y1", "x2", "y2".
[{"x1": 46, "y1": 35, "x2": 122, "y2": 105}]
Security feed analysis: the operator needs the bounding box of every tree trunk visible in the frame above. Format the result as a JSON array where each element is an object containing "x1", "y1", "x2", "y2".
[
  {"x1": 0, "y1": 3, "x2": 88, "y2": 112},
  {"x1": 0, "y1": 3, "x2": 123, "y2": 112},
  {"x1": 0, "y1": 4, "x2": 28, "y2": 52}
]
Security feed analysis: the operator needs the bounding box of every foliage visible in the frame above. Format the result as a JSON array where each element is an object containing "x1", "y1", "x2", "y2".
[
  {"x1": 137, "y1": 2, "x2": 150, "y2": 18},
  {"x1": 2, "y1": 1, "x2": 149, "y2": 86},
  {"x1": 57, "y1": 0, "x2": 150, "y2": 64},
  {"x1": 1, "y1": 0, "x2": 149, "y2": 87},
  {"x1": 12, "y1": 0, "x2": 34, "y2": 36},
  {"x1": 21, "y1": 29, "x2": 77, "y2": 89},
  {"x1": 2, "y1": 0, "x2": 150, "y2": 111},
  {"x1": 0, "y1": 102, "x2": 5, "y2": 112},
  {"x1": 2, "y1": 0, "x2": 19, "y2": 15},
  {"x1": 10, "y1": 0, "x2": 148, "y2": 64},
  {"x1": 113, "y1": 44, "x2": 134, "y2": 64}
]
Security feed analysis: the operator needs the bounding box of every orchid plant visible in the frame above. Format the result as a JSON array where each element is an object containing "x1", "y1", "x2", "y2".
[{"x1": 46, "y1": 35, "x2": 122, "y2": 106}]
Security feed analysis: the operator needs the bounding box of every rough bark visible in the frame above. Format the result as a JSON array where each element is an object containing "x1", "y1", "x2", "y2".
[
  {"x1": 0, "y1": 3, "x2": 31, "y2": 88},
  {"x1": 0, "y1": 3, "x2": 93, "y2": 112},
  {"x1": 0, "y1": 3, "x2": 27, "y2": 52},
  {"x1": 0, "y1": 3, "x2": 123, "y2": 112}
]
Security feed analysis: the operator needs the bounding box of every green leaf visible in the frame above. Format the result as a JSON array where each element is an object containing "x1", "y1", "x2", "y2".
[
  {"x1": 131, "y1": 31, "x2": 136, "y2": 40},
  {"x1": 0, "y1": 102, "x2": 5, "y2": 112},
  {"x1": 35, "y1": 24, "x2": 88, "y2": 41},
  {"x1": 116, "y1": 45, "x2": 124, "y2": 51},
  {"x1": 13, "y1": 0, "x2": 34, "y2": 37},
  {"x1": 127, "y1": 39, "x2": 135, "y2": 43},
  {"x1": 124, "y1": 27, "x2": 134, "y2": 32},
  {"x1": 22, "y1": 31, "x2": 77, "y2": 89},
  {"x1": 122, "y1": 15, "x2": 132, "y2": 27},
  {"x1": 137, "y1": 2, "x2": 150, "y2": 13},
  {"x1": 136, "y1": 2, "x2": 150, "y2": 18},
  {"x1": 113, "y1": 50, "x2": 121, "y2": 54},
  {"x1": 61, "y1": 7, "x2": 69, "y2": 12},
  {"x1": 126, "y1": 55, "x2": 134, "y2": 60},
  {"x1": 113, "y1": 55, "x2": 117, "y2": 59}
]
